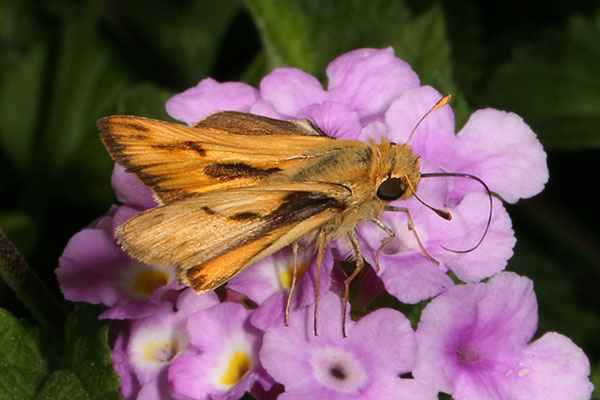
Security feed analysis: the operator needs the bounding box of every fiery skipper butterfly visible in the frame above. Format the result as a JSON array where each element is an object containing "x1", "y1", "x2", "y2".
[{"x1": 98, "y1": 94, "x2": 488, "y2": 335}]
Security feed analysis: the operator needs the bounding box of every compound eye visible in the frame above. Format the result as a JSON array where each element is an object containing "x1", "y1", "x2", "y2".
[{"x1": 376, "y1": 177, "x2": 406, "y2": 201}]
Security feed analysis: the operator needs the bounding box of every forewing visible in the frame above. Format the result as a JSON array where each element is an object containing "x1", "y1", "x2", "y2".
[
  {"x1": 116, "y1": 183, "x2": 348, "y2": 293},
  {"x1": 98, "y1": 113, "x2": 361, "y2": 204}
]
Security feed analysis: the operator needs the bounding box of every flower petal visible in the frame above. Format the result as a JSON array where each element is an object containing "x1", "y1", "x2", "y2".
[
  {"x1": 298, "y1": 102, "x2": 362, "y2": 139},
  {"x1": 170, "y1": 302, "x2": 262, "y2": 400},
  {"x1": 260, "y1": 67, "x2": 326, "y2": 116},
  {"x1": 378, "y1": 377, "x2": 439, "y2": 400},
  {"x1": 227, "y1": 246, "x2": 306, "y2": 305},
  {"x1": 376, "y1": 253, "x2": 453, "y2": 304},
  {"x1": 474, "y1": 272, "x2": 538, "y2": 347},
  {"x1": 414, "y1": 281, "x2": 487, "y2": 394},
  {"x1": 346, "y1": 308, "x2": 417, "y2": 374},
  {"x1": 452, "y1": 109, "x2": 549, "y2": 203},
  {"x1": 111, "y1": 164, "x2": 156, "y2": 210},
  {"x1": 57, "y1": 225, "x2": 125, "y2": 305},
  {"x1": 431, "y1": 193, "x2": 516, "y2": 282},
  {"x1": 384, "y1": 85, "x2": 456, "y2": 165},
  {"x1": 110, "y1": 321, "x2": 140, "y2": 399},
  {"x1": 326, "y1": 47, "x2": 420, "y2": 118},
  {"x1": 261, "y1": 293, "x2": 424, "y2": 399},
  {"x1": 506, "y1": 332, "x2": 593, "y2": 400},
  {"x1": 414, "y1": 273, "x2": 544, "y2": 399},
  {"x1": 166, "y1": 78, "x2": 259, "y2": 125}
]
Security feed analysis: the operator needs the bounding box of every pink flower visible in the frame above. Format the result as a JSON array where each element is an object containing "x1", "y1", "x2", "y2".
[
  {"x1": 57, "y1": 46, "x2": 565, "y2": 400},
  {"x1": 111, "y1": 290, "x2": 220, "y2": 399},
  {"x1": 413, "y1": 272, "x2": 593, "y2": 400},
  {"x1": 111, "y1": 163, "x2": 157, "y2": 210},
  {"x1": 358, "y1": 84, "x2": 545, "y2": 303},
  {"x1": 227, "y1": 246, "x2": 334, "y2": 331},
  {"x1": 56, "y1": 205, "x2": 180, "y2": 320},
  {"x1": 166, "y1": 78, "x2": 260, "y2": 126},
  {"x1": 169, "y1": 302, "x2": 270, "y2": 400},
  {"x1": 260, "y1": 292, "x2": 437, "y2": 400}
]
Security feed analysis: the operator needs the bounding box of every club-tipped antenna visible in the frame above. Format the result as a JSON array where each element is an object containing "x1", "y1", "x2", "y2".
[
  {"x1": 420, "y1": 172, "x2": 493, "y2": 253},
  {"x1": 406, "y1": 94, "x2": 452, "y2": 145}
]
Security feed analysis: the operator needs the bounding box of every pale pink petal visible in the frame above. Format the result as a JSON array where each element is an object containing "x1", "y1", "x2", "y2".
[
  {"x1": 111, "y1": 163, "x2": 156, "y2": 210},
  {"x1": 506, "y1": 332, "x2": 593, "y2": 400},
  {"x1": 297, "y1": 102, "x2": 362, "y2": 139},
  {"x1": 384, "y1": 85, "x2": 456, "y2": 165},
  {"x1": 326, "y1": 47, "x2": 420, "y2": 118},
  {"x1": 452, "y1": 109, "x2": 549, "y2": 203},
  {"x1": 166, "y1": 78, "x2": 259, "y2": 125},
  {"x1": 260, "y1": 68, "x2": 326, "y2": 116}
]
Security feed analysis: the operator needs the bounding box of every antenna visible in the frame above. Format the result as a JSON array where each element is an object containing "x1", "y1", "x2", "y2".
[
  {"x1": 404, "y1": 178, "x2": 452, "y2": 221},
  {"x1": 406, "y1": 94, "x2": 452, "y2": 145},
  {"x1": 421, "y1": 172, "x2": 493, "y2": 253}
]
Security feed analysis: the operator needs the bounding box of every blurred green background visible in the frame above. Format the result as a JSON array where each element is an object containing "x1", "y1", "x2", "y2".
[{"x1": 1, "y1": 0, "x2": 599, "y2": 398}]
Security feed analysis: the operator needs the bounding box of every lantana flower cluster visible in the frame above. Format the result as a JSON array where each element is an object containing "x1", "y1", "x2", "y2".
[{"x1": 57, "y1": 48, "x2": 593, "y2": 399}]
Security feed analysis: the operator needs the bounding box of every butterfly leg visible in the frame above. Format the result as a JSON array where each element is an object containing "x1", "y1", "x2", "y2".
[
  {"x1": 370, "y1": 217, "x2": 395, "y2": 272},
  {"x1": 384, "y1": 205, "x2": 439, "y2": 265},
  {"x1": 341, "y1": 229, "x2": 364, "y2": 337},
  {"x1": 284, "y1": 242, "x2": 299, "y2": 326},
  {"x1": 313, "y1": 230, "x2": 327, "y2": 336}
]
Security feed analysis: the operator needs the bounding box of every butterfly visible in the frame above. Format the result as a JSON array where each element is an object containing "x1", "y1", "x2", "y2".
[{"x1": 99, "y1": 94, "x2": 489, "y2": 335}]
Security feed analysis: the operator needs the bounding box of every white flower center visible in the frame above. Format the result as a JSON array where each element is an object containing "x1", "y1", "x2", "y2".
[
  {"x1": 130, "y1": 328, "x2": 188, "y2": 371},
  {"x1": 310, "y1": 346, "x2": 368, "y2": 393}
]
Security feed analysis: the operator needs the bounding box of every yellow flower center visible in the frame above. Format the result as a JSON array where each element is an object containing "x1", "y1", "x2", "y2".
[
  {"x1": 221, "y1": 351, "x2": 251, "y2": 386},
  {"x1": 279, "y1": 262, "x2": 308, "y2": 289},
  {"x1": 132, "y1": 269, "x2": 169, "y2": 295}
]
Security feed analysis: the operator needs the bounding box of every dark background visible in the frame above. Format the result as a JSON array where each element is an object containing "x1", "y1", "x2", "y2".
[{"x1": 1, "y1": 0, "x2": 599, "y2": 397}]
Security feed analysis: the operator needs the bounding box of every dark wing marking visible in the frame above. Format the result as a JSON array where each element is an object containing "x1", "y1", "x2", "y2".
[{"x1": 195, "y1": 111, "x2": 329, "y2": 136}]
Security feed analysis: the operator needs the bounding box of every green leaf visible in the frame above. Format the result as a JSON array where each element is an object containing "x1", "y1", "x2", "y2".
[
  {"x1": 240, "y1": 53, "x2": 268, "y2": 87},
  {"x1": 393, "y1": 4, "x2": 471, "y2": 128},
  {"x1": 50, "y1": 82, "x2": 171, "y2": 212},
  {"x1": 60, "y1": 305, "x2": 120, "y2": 400},
  {"x1": 440, "y1": 0, "x2": 484, "y2": 96},
  {"x1": 297, "y1": 0, "x2": 412, "y2": 78},
  {"x1": 394, "y1": 4, "x2": 452, "y2": 82},
  {"x1": 243, "y1": 0, "x2": 316, "y2": 72},
  {"x1": 245, "y1": 1, "x2": 470, "y2": 127},
  {"x1": 35, "y1": 370, "x2": 91, "y2": 400},
  {"x1": 0, "y1": 44, "x2": 45, "y2": 171},
  {"x1": 481, "y1": 12, "x2": 600, "y2": 151},
  {"x1": 170, "y1": 1, "x2": 240, "y2": 79},
  {"x1": 39, "y1": 0, "x2": 130, "y2": 172},
  {"x1": 115, "y1": 83, "x2": 172, "y2": 120},
  {"x1": 0, "y1": 211, "x2": 37, "y2": 258},
  {"x1": 0, "y1": 308, "x2": 48, "y2": 399},
  {"x1": 59, "y1": 83, "x2": 173, "y2": 209},
  {"x1": 111, "y1": 1, "x2": 240, "y2": 84},
  {"x1": 591, "y1": 362, "x2": 600, "y2": 399}
]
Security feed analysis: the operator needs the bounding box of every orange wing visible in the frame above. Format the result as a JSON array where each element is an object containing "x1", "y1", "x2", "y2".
[
  {"x1": 116, "y1": 183, "x2": 349, "y2": 292},
  {"x1": 98, "y1": 112, "x2": 363, "y2": 204}
]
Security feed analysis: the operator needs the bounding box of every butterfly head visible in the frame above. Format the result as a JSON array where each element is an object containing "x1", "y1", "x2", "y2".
[{"x1": 375, "y1": 142, "x2": 421, "y2": 202}]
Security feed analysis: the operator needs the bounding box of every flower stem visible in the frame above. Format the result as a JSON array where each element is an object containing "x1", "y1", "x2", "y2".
[{"x1": 0, "y1": 228, "x2": 65, "y2": 340}]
